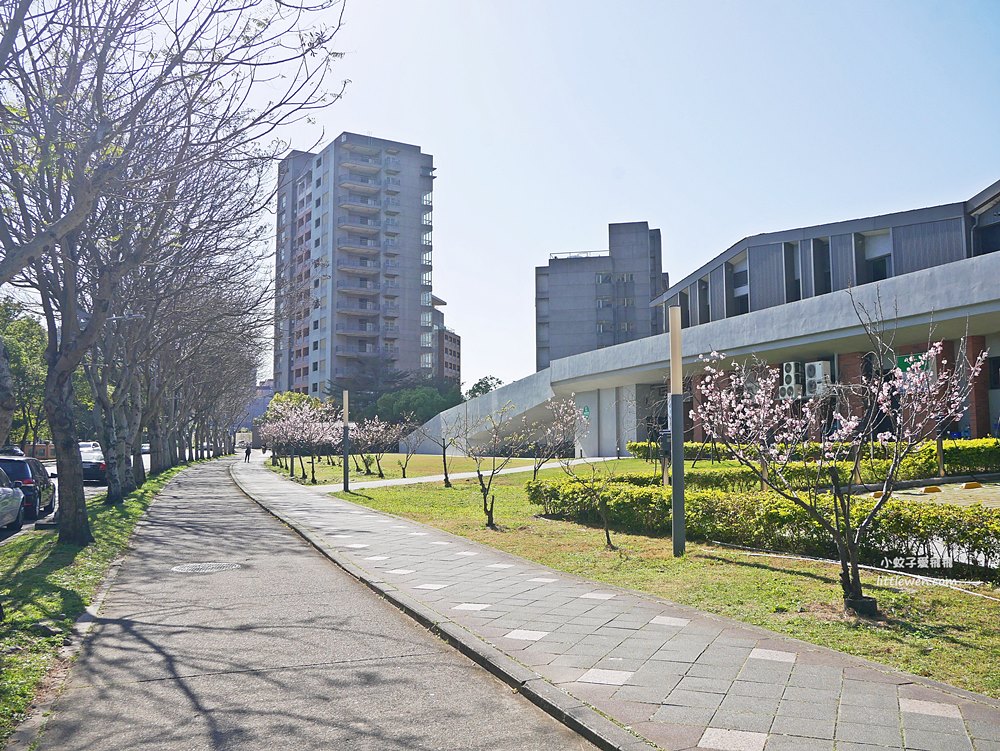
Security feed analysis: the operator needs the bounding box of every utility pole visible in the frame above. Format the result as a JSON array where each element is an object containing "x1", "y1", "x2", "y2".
[
  {"x1": 669, "y1": 306, "x2": 685, "y2": 557},
  {"x1": 343, "y1": 390, "x2": 350, "y2": 492}
]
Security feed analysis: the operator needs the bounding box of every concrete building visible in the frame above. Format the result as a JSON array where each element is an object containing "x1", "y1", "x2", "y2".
[
  {"x1": 431, "y1": 296, "x2": 461, "y2": 383},
  {"x1": 273, "y1": 133, "x2": 455, "y2": 394},
  {"x1": 535, "y1": 222, "x2": 666, "y2": 371},
  {"x1": 416, "y1": 178, "x2": 1000, "y2": 456}
]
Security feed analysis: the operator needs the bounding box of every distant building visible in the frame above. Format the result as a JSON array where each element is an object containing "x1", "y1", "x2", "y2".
[
  {"x1": 431, "y1": 296, "x2": 461, "y2": 383},
  {"x1": 535, "y1": 222, "x2": 667, "y2": 371},
  {"x1": 273, "y1": 132, "x2": 458, "y2": 394}
]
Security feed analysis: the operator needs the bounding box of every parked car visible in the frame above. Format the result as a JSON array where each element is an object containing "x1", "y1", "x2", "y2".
[
  {"x1": 0, "y1": 457, "x2": 55, "y2": 519},
  {"x1": 0, "y1": 445, "x2": 25, "y2": 456},
  {"x1": 79, "y1": 441, "x2": 101, "y2": 451},
  {"x1": 0, "y1": 467, "x2": 25, "y2": 530},
  {"x1": 80, "y1": 450, "x2": 107, "y2": 483}
]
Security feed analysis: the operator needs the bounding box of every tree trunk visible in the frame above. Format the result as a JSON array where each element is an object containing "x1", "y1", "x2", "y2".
[
  {"x1": 0, "y1": 338, "x2": 16, "y2": 447},
  {"x1": 442, "y1": 446, "x2": 451, "y2": 488},
  {"x1": 484, "y1": 493, "x2": 495, "y2": 529},
  {"x1": 45, "y1": 367, "x2": 93, "y2": 545}
]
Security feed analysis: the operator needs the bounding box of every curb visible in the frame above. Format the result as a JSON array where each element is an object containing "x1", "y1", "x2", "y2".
[{"x1": 228, "y1": 462, "x2": 654, "y2": 751}]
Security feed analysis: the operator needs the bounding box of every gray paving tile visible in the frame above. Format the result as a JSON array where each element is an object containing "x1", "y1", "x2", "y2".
[
  {"x1": 835, "y1": 720, "x2": 902, "y2": 747},
  {"x1": 769, "y1": 714, "x2": 835, "y2": 740},
  {"x1": 650, "y1": 703, "x2": 715, "y2": 725},
  {"x1": 839, "y1": 703, "x2": 901, "y2": 727},
  {"x1": 663, "y1": 688, "x2": 725, "y2": 709},
  {"x1": 676, "y1": 676, "x2": 733, "y2": 694},
  {"x1": 777, "y1": 699, "x2": 838, "y2": 720},
  {"x1": 764, "y1": 735, "x2": 834, "y2": 751},
  {"x1": 698, "y1": 727, "x2": 767, "y2": 751},
  {"x1": 903, "y1": 728, "x2": 974, "y2": 751},
  {"x1": 730, "y1": 681, "x2": 785, "y2": 699},
  {"x1": 970, "y1": 722, "x2": 1000, "y2": 742},
  {"x1": 902, "y1": 712, "x2": 968, "y2": 734},
  {"x1": 709, "y1": 709, "x2": 773, "y2": 733},
  {"x1": 718, "y1": 694, "x2": 780, "y2": 715}
]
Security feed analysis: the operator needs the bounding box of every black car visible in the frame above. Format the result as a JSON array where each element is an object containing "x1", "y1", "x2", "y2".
[
  {"x1": 80, "y1": 451, "x2": 107, "y2": 483},
  {"x1": 0, "y1": 456, "x2": 55, "y2": 520},
  {"x1": 0, "y1": 445, "x2": 25, "y2": 456}
]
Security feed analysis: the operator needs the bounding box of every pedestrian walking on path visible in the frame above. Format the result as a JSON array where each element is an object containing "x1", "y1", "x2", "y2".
[{"x1": 244, "y1": 444, "x2": 252, "y2": 462}]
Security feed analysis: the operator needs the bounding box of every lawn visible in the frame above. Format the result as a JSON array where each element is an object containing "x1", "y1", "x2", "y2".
[
  {"x1": 266, "y1": 452, "x2": 583, "y2": 484},
  {"x1": 334, "y1": 468, "x2": 1000, "y2": 699},
  {"x1": 0, "y1": 463, "x2": 193, "y2": 745}
]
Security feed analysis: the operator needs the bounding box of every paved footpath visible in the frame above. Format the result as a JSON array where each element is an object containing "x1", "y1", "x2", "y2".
[
  {"x1": 31, "y1": 461, "x2": 597, "y2": 751},
  {"x1": 232, "y1": 456, "x2": 1000, "y2": 751}
]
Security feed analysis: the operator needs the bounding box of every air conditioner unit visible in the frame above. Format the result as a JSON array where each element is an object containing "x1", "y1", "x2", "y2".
[
  {"x1": 778, "y1": 383, "x2": 804, "y2": 400},
  {"x1": 805, "y1": 361, "x2": 833, "y2": 397},
  {"x1": 782, "y1": 362, "x2": 804, "y2": 386}
]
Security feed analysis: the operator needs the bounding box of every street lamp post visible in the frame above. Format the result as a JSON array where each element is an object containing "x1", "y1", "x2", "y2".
[
  {"x1": 342, "y1": 390, "x2": 350, "y2": 492},
  {"x1": 669, "y1": 306, "x2": 685, "y2": 557}
]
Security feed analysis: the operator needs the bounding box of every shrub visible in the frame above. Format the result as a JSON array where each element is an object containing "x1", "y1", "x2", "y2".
[
  {"x1": 526, "y1": 476, "x2": 1000, "y2": 579},
  {"x1": 942, "y1": 438, "x2": 1000, "y2": 475}
]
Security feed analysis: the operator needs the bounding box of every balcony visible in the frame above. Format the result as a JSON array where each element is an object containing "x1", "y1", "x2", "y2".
[
  {"x1": 382, "y1": 197, "x2": 401, "y2": 213},
  {"x1": 340, "y1": 154, "x2": 381, "y2": 174},
  {"x1": 382, "y1": 281, "x2": 401, "y2": 297},
  {"x1": 382, "y1": 220, "x2": 401, "y2": 235},
  {"x1": 382, "y1": 324, "x2": 399, "y2": 337},
  {"x1": 338, "y1": 194, "x2": 380, "y2": 214},
  {"x1": 336, "y1": 280, "x2": 380, "y2": 295},
  {"x1": 336, "y1": 214, "x2": 380, "y2": 235},
  {"x1": 383, "y1": 260, "x2": 400, "y2": 274},
  {"x1": 336, "y1": 345, "x2": 399, "y2": 358},
  {"x1": 382, "y1": 303, "x2": 400, "y2": 317},
  {"x1": 336, "y1": 301, "x2": 380, "y2": 316},
  {"x1": 336, "y1": 323, "x2": 379, "y2": 335},
  {"x1": 382, "y1": 176, "x2": 402, "y2": 194},
  {"x1": 338, "y1": 172, "x2": 380, "y2": 194},
  {"x1": 336, "y1": 258, "x2": 380, "y2": 275},
  {"x1": 337, "y1": 236, "x2": 381, "y2": 254}
]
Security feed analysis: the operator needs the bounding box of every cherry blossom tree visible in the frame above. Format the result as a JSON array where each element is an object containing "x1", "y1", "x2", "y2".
[
  {"x1": 693, "y1": 324, "x2": 986, "y2": 613},
  {"x1": 357, "y1": 416, "x2": 403, "y2": 479},
  {"x1": 396, "y1": 414, "x2": 422, "y2": 479},
  {"x1": 526, "y1": 396, "x2": 585, "y2": 480},
  {"x1": 455, "y1": 402, "x2": 526, "y2": 529}
]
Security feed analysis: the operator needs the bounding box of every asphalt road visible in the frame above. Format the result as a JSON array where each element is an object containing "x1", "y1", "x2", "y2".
[{"x1": 35, "y1": 461, "x2": 597, "y2": 750}]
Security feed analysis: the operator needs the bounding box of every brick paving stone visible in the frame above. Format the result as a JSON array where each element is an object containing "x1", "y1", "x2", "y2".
[{"x1": 231, "y1": 461, "x2": 1000, "y2": 751}]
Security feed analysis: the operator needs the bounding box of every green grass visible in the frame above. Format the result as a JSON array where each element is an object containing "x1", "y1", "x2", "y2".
[
  {"x1": 334, "y1": 469, "x2": 1000, "y2": 699},
  {"x1": 267, "y1": 452, "x2": 544, "y2": 484},
  {"x1": 0, "y1": 463, "x2": 194, "y2": 744}
]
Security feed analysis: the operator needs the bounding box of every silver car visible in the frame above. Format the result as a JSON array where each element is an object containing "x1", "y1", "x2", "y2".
[{"x1": 0, "y1": 466, "x2": 26, "y2": 530}]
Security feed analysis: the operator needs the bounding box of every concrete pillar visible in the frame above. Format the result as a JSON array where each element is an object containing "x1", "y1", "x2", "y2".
[
  {"x1": 966, "y1": 336, "x2": 991, "y2": 438},
  {"x1": 575, "y1": 391, "x2": 600, "y2": 458}
]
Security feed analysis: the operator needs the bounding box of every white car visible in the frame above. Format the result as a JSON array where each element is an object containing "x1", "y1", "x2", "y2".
[
  {"x1": 0, "y1": 467, "x2": 26, "y2": 530},
  {"x1": 79, "y1": 441, "x2": 101, "y2": 451}
]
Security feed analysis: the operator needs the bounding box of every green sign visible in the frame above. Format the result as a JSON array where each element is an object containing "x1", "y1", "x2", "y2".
[{"x1": 582, "y1": 405, "x2": 591, "y2": 419}]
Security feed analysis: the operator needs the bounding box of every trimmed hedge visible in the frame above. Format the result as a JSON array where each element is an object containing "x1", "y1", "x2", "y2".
[
  {"x1": 628, "y1": 438, "x2": 1000, "y2": 478},
  {"x1": 526, "y1": 477, "x2": 1000, "y2": 579}
]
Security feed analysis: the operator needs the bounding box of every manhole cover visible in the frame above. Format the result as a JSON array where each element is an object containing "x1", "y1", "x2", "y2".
[{"x1": 170, "y1": 562, "x2": 242, "y2": 574}]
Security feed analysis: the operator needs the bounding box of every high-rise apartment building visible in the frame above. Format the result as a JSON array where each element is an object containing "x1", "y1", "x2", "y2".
[
  {"x1": 273, "y1": 133, "x2": 453, "y2": 394},
  {"x1": 535, "y1": 222, "x2": 667, "y2": 371},
  {"x1": 431, "y1": 296, "x2": 461, "y2": 384}
]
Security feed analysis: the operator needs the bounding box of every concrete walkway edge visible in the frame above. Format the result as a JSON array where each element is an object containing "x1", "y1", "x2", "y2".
[{"x1": 228, "y1": 463, "x2": 653, "y2": 751}]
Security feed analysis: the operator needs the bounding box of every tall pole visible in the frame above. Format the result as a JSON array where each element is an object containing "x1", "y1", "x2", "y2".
[
  {"x1": 669, "y1": 306, "x2": 685, "y2": 557},
  {"x1": 342, "y1": 390, "x2": 350, "y2": 492}
]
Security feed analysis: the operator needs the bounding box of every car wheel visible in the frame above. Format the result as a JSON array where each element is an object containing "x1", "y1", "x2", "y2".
[
  {"x1": 6, "y1": 506, "x2": 23, "y2": 531},
  {"x1": 27, "y1": 498, "x2": 39, "y2": 521}
]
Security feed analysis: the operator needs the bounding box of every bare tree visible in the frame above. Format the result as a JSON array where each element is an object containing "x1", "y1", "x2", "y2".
[
  {"x1": 455, "y1": 402, "x2": 525, "y2": 530},
  {"x1": 417, "y1": 413, "x2": 463, "y2": 488},
  {"x1": 526, "y1": 396, "x2": 583, "y2": 480}
]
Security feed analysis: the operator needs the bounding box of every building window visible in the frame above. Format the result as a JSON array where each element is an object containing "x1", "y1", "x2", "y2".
[
  {"x1": 596, "y1": 297, "x2": 612, "y2": 308},
  {"x1": 420, "y1": 353, "x2": 433, "y2": 369},
  {"x1": 989, "y1": 357, "x2": 1000, "y2": 390},
  {"x1": 421, "y1": 332, "x2": 433, "y2": 347},
  {"x1": 813, "y1": 238, "x2": 832, "y2": 295},
  {"x1": 619, "y1": 297, "x2": 634, "y2": 307},
  {"x1": 312, "y1": 320, "x2": 319, "y2": 330},
  {"x1": 421, "y1": 292, "x2": 432, "y2": 306},
  {"x1": 597, "y1": 322, "x2": 613, "y2": 334},
  {"x1": 596, "y1": 272, "x2": 613, "y2": 284},
  {"x1": 312, "y1": 341, "x2": 318, "y2": 351},
  {"x1": 784, "y1": 242, "x2": 801, "y2": 303},
  {"x1": 312, "y1": 383, "x2": 318, "y2": 392},
  {"x1": 617, "y1": 273, "x2": 634, "y2": 283},
  {"x1": 621, "y1": 322, "x2": 635, "y2": 332},
  {"x1": 421, "y1": 312, "x2": 433, "y2": 326}
]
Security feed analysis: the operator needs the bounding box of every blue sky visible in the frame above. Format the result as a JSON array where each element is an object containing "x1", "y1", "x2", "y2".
[{"x1": 288, "y1": 0, "x2": 1000, "y2": 387}]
